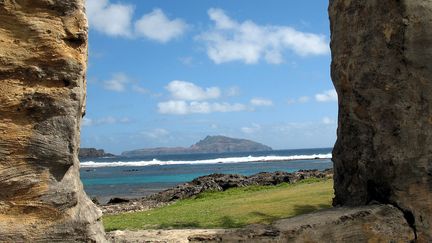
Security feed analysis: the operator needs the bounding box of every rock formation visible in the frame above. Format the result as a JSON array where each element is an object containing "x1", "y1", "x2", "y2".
[
  {"x1": 0, "y1": 0, "x2": 105, "y2": 241},
  {"x1": 187, "y1": 205, "x2": 415, "y2": 242},
  {"x1": 102, "y1": 170, "x2": 333, "y2": 215},
  {"x1": 79, "y1": 148, "x2": 115, "y2": 159},
  {"x1": 329, "y1": 0, "x2": 432, "y2": 240}
]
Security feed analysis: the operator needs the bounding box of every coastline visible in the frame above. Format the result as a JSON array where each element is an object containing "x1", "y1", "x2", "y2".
[{"x1": 100, "y1": 169, "x2": 333, "y2": 215}]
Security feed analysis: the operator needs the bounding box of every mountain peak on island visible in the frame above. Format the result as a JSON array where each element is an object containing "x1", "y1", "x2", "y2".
[
  {"x1": 121, "y1": 135, "x2": 272, "y2": 157},
  {"x1": 191, "y1": 135, "x2": 272, "y2": 153}
]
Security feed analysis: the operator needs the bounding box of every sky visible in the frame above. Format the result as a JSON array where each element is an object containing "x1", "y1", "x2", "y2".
[{"x1": 81, "y1": 0, "x2": 337, "y2": 154}]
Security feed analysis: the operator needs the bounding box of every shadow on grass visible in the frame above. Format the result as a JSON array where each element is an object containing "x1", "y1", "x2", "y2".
[
  {"x1": 219, "y1": 216, "x2": 244, "y2": 228},
  {"x1": 249, "y1": 211, "x2": 279, "y2": 224},
  {"x1": 159, "y1": 221, "x2": 200, "y2": 229},
  {"x1": 292, "y1": 204, "x2": 331, "y2": 216}
]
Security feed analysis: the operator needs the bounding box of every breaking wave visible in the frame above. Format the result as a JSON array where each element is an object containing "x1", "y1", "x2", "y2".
[{"x1": 80, "y1": 153, "x2": 332, "y2": 168}]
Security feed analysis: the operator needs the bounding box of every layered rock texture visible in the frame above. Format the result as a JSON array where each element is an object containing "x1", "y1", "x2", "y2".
[
  {"x1": 0, "y1": 0, "x2": 105, "y2": 241},
  {"x1": 188, "y1": 205, "x2": 415, "y2": 242},
  {"x1": 330, "y1": 0, "x2": 432, "y2": 241}
]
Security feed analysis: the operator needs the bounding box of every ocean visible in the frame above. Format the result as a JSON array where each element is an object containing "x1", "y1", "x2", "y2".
[{"x1": 80, "y1": 148, "x2": 333, "y2": 203}]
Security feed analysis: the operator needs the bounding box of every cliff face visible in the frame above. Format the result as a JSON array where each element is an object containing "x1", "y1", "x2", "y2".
[
  {"x1": 0, "y1": 0, "x2": 105, "y2": 241},
  {"x1": 329, "y1": 0, "x2": 432, "y2": 240}
]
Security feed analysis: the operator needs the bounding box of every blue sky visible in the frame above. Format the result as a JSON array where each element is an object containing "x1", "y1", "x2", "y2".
[{"x1": 82, "y1": 0, "x2": 337, "y2": 154}]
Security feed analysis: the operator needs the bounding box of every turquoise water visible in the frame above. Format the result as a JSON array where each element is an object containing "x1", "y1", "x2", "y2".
[{"x1": 80, "y1": 148, "x2": 333, "y2": 202}]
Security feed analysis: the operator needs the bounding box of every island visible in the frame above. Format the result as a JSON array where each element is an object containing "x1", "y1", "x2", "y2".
[
  {"x1": 121, "y1": 135, "x2": 272, "y2": 157},
  {"x1": 79, "y1": 148, "x2": 115, "y2": 159}
]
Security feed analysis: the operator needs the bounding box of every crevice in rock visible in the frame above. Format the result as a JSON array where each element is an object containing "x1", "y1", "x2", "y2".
[{"x1": 392, "y1": 204, "x2": 418, "y2": 241}]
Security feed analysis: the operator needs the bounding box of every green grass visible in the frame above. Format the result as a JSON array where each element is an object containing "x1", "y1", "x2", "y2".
[{"x1": 103, "y1": 178, "x2": 334, "y2": 231}]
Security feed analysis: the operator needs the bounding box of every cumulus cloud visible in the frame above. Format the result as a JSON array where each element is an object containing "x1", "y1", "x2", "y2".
[
  {"x1": 315, "y1": 89, "x2": 338, "y2": 102},
  {"x1": 82, "y1": 116, "x2": 130, "y2": 126},
  {"x1": 241, "y1": 123, "x2": 261, "y2": 134},
  {"x1": 158, "y1": 100, "x2": 247, "y2": 115},
  {"x1": 250, "y1": 98, "x2": 273, "y2": 106},
  {"x1": 103, "y1": 73, "x2": 130, "y2": 92},
  {"x1": 135, "y1": 9, "x2": 188, "y2": 43},
  {"x1": 198, "y1": 8, "x2": 329, "y2": 64},
  {"x1": 86, "y1": 0, "x2": 134, "y2": 37},
  {"x1": 166, "y1": 80, "x2": 221, "y2": 101},
  {"x1": 87, "y1": 1, "x2": 187, "y2": 42}
]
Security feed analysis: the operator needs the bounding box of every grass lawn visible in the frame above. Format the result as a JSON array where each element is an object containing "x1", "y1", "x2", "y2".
[{"x1": 103, "y1": 178, "x2": 334, "y2": 231}]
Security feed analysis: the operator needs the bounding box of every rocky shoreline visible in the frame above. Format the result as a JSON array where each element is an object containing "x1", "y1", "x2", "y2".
[{"x1": 101, "y1": 169, "x2": 333, "y2": 215}]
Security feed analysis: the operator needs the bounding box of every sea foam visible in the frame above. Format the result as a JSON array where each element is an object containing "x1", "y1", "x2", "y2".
[{"x1": 80, "y1": 153, "x2": 332, "y2": 168}]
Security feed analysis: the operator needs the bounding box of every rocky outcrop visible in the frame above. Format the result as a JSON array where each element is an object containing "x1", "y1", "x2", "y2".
[
  {"x1": 188, "y1": 205, "x2": 415, "y2": 242},
  {"x1": 148, "y1": 169, "x2": 332, "y2": 203},
  {"x1": 329, "y1": 0, "x2": 432, "y2": 240},
  {"x1": 101, "y1": 170, "x2": 332, "y2": 215},
  {"x1": 0, "y1": 0, "x2": 105, "y2": 242},
  {"x1": 79, "y1": 148, "x2": 115, "y2": 159}
]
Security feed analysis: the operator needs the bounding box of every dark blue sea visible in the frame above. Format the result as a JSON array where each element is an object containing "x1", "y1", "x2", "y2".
[{"x1": 80, "y1": 148, "x2": 333, "y2": 202}]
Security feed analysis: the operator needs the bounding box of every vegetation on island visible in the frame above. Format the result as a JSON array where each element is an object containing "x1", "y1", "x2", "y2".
[
  {"x1": 121, "y1": 135, "x2": 272, "y2": 157},
  {"x1": 103, "y1": 178, "x2": 333, "y2": 231}
]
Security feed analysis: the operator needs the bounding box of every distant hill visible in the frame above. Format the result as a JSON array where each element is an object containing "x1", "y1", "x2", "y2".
[
  {"x1": 121, "y1": 135, "x2": 272, "y2": 157},
  {"x1": 79, "y1": 148, "x2": 115, "y2": 159}
]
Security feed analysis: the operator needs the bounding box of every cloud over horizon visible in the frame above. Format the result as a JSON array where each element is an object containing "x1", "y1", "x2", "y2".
[
  {"x1": 87, "y1": 1, "x2": 187, "y2": 42},
  {"x1": 166, "y1": 80, "x2": 221, "y2": 101},
  {"x1": 83, "y1": 116, "x2": 130, "y2": 126},
  {"x1": 158, "y1": 81, "x2": 249, "y2": 115},
  {"x1": 315, "y1": 89, "x2": 338, "y2": 102},
  {"x1": 250, "y1": 98, "x2": 273, "y2": 106},
  {"x1": 198, "y1": 8, "x2": 329, "y2": 64}
]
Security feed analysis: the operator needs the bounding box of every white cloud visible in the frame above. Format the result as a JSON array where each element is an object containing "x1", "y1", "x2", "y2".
[
  {"x1": 135, "y1": 9, "x2": 188, "y2": 43},
  {"x1": 287, "y1": 96, "x2": 310, "y2": 105},
  {"x1": 322, "y1": 117, "x2": 335, "y2": 125},
  {"x1": 298, "y1": 96, "x2": 310, "y2": 103},
  {"x1": 198, "y1": 8, "x2": 329, "y2": 64},
  {"x1": 87, "y1": 1, "x2": 187, "y2": 42},
  {"x1": 103, "y1": 73, "x2": 130, "y2": 92},
  {"x1": 87, "y1": 0, "x2": 134, "y2": 37},
  {"x1": 315, "y1": 89, "x2": 338, "y2": 102},
  {"x1": 179, "y1": 56, "x2": 194, "y2": 66},
  {"x1": 82, "y1": 116, "x2": 130, "y2": 126},
  {"x1": 226, "y1": 86, "x2": 240, "y2": 97},
  {"x1": 141, "y1": 128, "x2": 170, "y2": 139},
  {"x1": 241, "y1": 123, "x2": 261, "y2": 134},
  {"x1": 158, "y1": 100, "x2": 247, "y2": 115},
  {"x1": 102, "y1": 73, "x2": 153, "y2": 95},
  {"x1": 166, "y1": 80, "x2": 221, "y2": 101},
  {"x1": 250, "y1": 98, "x2": 273, "y2": 106},
  {"x1": 132, "y1": 85, "x2": 149, "y2": 94}
]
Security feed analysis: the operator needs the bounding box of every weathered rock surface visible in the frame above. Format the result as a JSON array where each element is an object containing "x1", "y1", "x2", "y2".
[
  {"x1": 0, "y1": 0, "x2": 105, "y2": 241},
  {"x1": 148, "y1": 169, "x2": 332, "y2": 203},
  {"x1": 107, "y1": 229, "x2": 235, "y2": 243},
  {"x1": 329, "y1": 0, "x2": 432, "y2": 240},
  {"x1": 188, "y1": 205, "x2": 415, "y2": 242}
]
